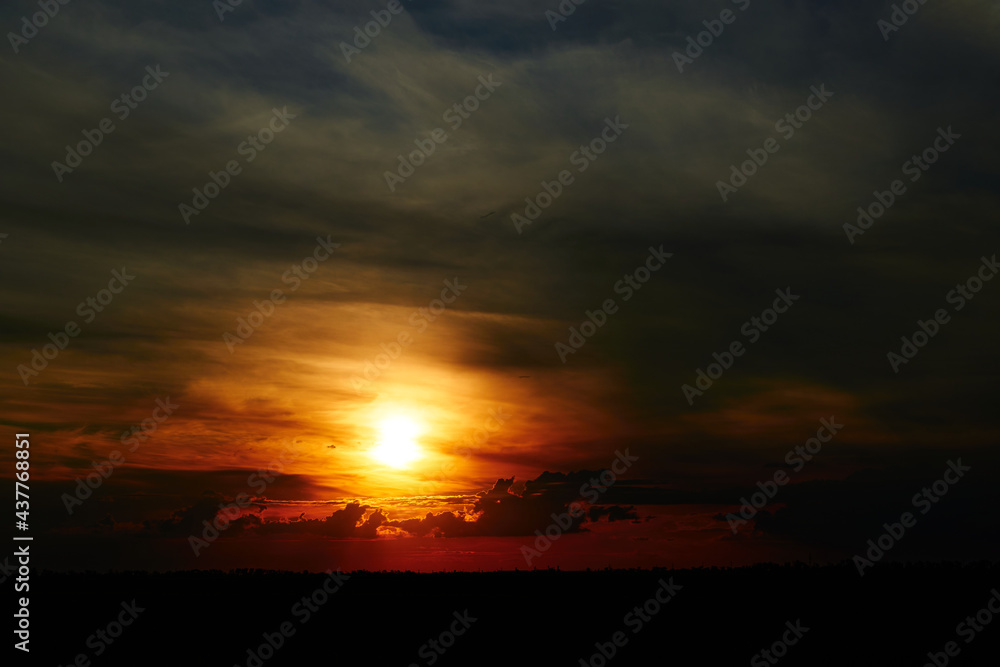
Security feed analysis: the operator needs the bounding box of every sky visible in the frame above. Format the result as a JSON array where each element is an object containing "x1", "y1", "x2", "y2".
[{"x1": 1, "y1": 0, "x2": 999, "y2": 572}]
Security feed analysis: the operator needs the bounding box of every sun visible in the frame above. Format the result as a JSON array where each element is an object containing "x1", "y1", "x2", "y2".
[{"x1": 370, "y1": 415, "x2": 424, "y2": 468}]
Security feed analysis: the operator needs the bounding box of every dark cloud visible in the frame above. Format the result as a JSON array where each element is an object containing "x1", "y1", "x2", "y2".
[
  {"x1": 588, "y1": 505, "x2": 639, "y2": 523},
  {"x1": 75, "y1": 469, "x2": 651, "y2": 541},
  {"x1": 721, "y1": 455, "x2": 1000, "y2": 561}
]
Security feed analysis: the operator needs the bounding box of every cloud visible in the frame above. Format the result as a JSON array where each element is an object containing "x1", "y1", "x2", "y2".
[
  {"x1": 83, "y1": 468, "x2": 649, "y2": 541},
  {"x1": 722, "y1": 457, "x2": 1000, "y2": 560},
  {"x1": 588, "y1": 505, "x2": 639, "y2": 522}
]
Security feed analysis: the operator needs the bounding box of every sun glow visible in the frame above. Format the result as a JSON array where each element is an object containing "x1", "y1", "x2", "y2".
[{"x1": 371, "y1": 415, "x2": 424, "y2": 468}]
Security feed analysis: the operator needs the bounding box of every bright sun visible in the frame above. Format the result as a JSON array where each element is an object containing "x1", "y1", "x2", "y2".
[{"x1": 371, "y1": 416, "x2": 423, "y2": 468}]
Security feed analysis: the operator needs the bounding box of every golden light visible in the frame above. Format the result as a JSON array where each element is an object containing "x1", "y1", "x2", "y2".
[{"x1": 371, "y1": 415, "x2": 424, "y2": 468}]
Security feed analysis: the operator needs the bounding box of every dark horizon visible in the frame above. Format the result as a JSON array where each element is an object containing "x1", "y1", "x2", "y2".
[{"x1": 24, "y1": 562, "x2": 1000, "y2": 666}]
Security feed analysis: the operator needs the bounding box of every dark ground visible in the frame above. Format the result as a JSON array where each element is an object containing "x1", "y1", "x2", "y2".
[{"x1": 14, "y1": 562, "x2": 1000, "y2": 666}]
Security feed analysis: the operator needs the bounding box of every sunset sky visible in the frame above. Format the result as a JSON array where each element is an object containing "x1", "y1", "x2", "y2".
[{"x1": 2, "y1": 0, "x2": 999, "y2": 572}]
